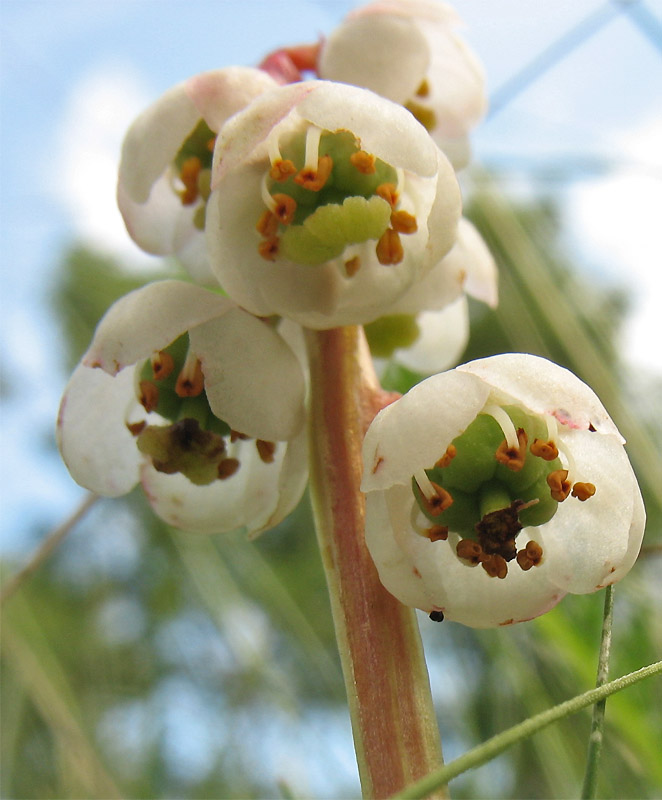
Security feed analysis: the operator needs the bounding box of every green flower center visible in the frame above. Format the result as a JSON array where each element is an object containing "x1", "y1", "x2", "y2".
[
  {"x1": 172, "y1": 119, "x2": 216, "y2": 230},
  {"x1": 131, "y1": 334, "x2": 276, "y2": 485},
  {"x1": 256, "y1": 126, "x2": 419, "y2": 271},
  {"x1": 412, "y1": 405, "x2": 595, "y2": 579}
]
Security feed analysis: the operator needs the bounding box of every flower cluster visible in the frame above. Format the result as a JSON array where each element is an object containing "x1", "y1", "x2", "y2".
[{"x1": 57, "y1": 0, "x2": 643, "y2": 624}]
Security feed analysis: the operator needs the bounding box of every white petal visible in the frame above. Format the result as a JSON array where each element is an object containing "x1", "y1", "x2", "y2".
[
  {"x1": 458, "y1": 354, "x2": 624, "y2": 440},
  {"x1": 140, "y1": 436, "x2": 303, "y2": 535},
  {"x1": 57, "y1": 364, "x2": 141, "y2": 496},
  {"x1": 601, "y1": 477, "x2": 646, "y2": 586},
  {"x1": 361, "y1": 369, "x2": 489, "y2": 491},
  {"x1": 299, "y1": 81, "x2": 438, "y2": 177},
  {"x1": 366, "y1": 484, "x2": 566, "y2": 628},
  {"x1": 82, "y1": 281, "x2": 233, "y2": 375},
  {"x1": 453, "y1": 218, "x2": 498, "y2": 307},
  {"x1": 319, "y1": 14, "x2": 429, "y2": 105},
  {"x1": 393, "y1": 297, "x2": 469, "y2": 374},
  {"x1": 188, "y1": 309, "x2": 306, "y2": 442},
  {"x1": 536, "y1": 429, "x2": 641, "y2": 594},
  {"x1": 119, "y1": 82, "x2": 201, "y2": 205},
  {"x1": 422, "y1": 149, "x2": 462, "y2": 267}
]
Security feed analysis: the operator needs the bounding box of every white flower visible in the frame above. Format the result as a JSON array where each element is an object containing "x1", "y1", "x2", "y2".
[
  {"x1": 205, "y1": 80, "x2": 461, "y2": 329},
  {"x1": 117, "y1": 67, "x2": 277, "y2": 284},
  {"x1": 361, "y1": 354, "x2": 645, "y2": 627},
  {"x1": 366, "y1": 218, "x2": 498, "y2": 373},
  {"x1": 318, "y1": 0, "x2": 487, "y2": 168},
  {"x1": 57, "y1": 281, "x2": 308, "y2": 536}
]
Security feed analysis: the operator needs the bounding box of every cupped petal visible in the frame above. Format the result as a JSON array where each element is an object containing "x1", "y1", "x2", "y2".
[
  {"x1": 602, "y1": 477, "x2": 646, "y2": 586},
  {"x1": 319, "y1": 14, "x2": 429, "y2": 105},
  {"x1": 366, "y1": 484, "x2": 566, "y2": 628},
  {"x1": 393, "y1": 297, "x2": 469, "y2": 375},
  {"x1": 82, "y1": 281, "x2": 233, "y2": 375},
  {"x1": 454, "y1": 218, "x2": 498, "y2": 307},
  {"x1": 361, "y1": 368, "x2": 489, "y2": 491},
  {"x1": 188, "y1": 308, "x2": 306, "y2": 442},
  {"x1": 140, "y1": 434, "x2": 305, "y2": 535},
  {"x1": 458, "y1": 354, "x2": 624, "y2": 440},
  {"x1": 57, "y1": 364, "x2": 142, "y2": 496},
  {"x1": 536, "y1": 429, "x2": 642, "y2": 594},
  {"x1": 299, "y1": 80, "x2": 438, "y2": 177}
]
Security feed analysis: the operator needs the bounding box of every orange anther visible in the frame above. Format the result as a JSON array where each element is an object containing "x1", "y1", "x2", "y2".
[
  {"x1": 435, "y1": 444, "x2": 457, "y2": 469},
  {"x1": 175, "y1": 358, "x2": 204, "y2": 398},
  {"x1": 256, "y1": 210, "x2": 279, "y2": 239},
  {"x1": 218, "y1": 458, "x2": 240, "y2": 480},
  {"x1": 419, "y1": 482, "x2": 453, "y2": 517},
  {"x1": 376, "y1": 228, "x2": 404, "y2": 265},
  {"x1": 530, "y1": 438, "x2": 559, "y2": 461},
  {"x1": 151, "y1": 351, "x2": 175, "y2": 381},
  {"x1": 481, "y1": 554, "x2": 508, "y2": 579},
  {"x1": 516, "y1": 540, "x2": 544, "y2": 571},
  {"x1": 270, "y1": 159, "x2": 297, "y2": 182},
  {"x1": 390, "y1": 209, "x2": 418, "y2": 235},
  {"x1": 547, "y1": 469, "x2": 571, "y2": 502},
  {"x1": 294, "y1": 154, "x2": 333, "y2": 191},
  {"x1": 495, "y1": 428, "x2": 528, "y2": 472},
  {"x1": 415, "y1": 78, "x2": 430, "y2": 98},
  {"x1": 256, "y1": 439, "x2": 277, "y2": 463},
  {"x1": 426, "y1": 525, "x2": 449, "y2": 542},
  {"x1": 572, "y1": 482, "x2": 596, "y2": 501},
  {"x1": 344, "y1": 256, "x2": 361, "y2": 277},
  {"x1": 376, "y1": 183, "x2": 398, "y2": 207},
  {"x1": 179, "y1": 156, "x2": 202, "y2": 205},
  {"x1": 258, "y1": 238, "x2": 280, "y2": 261},
  {"x1": 272, "y1": 193, "x2": 297, "y2": 225},
  {"x1": 139, "y1": 380, "x2": 159, "y2": 413},
  {"x1": 456, "y1": 539, "x2": 484, "y2": 565},
  {"x1": 350, "y1": 150, "x2": 376, "y2": 174}
]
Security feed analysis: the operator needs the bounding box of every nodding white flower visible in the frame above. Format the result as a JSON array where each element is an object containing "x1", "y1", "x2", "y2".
[
  {"x1": 365, "y1": 218, "x2": 498, "y2": 374},
  {"x1": 117, "y1": 67, "x2": 277, "y2": 284},
  {"x1": 318, "y1": 0, "x2": 487, "y2": 168},
  {"x1": 57, "y1": 281, "x2": 307, "y2": 536},
  {"x1": 361, "y1": 354, "x2": 645, "y2": 628},
  {"x1": 205, "y1": 80, "x2": 461, "y2": 329}
]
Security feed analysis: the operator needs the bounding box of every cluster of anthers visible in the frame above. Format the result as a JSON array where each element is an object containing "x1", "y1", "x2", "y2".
[
  {"x1": 131, "y1": 334, "x2": 276, "y2": 485},
  {"x1": 172, "y1": 120, "x2": 217, "y2": 230},
  {"x1": 255, "y1": 123, "x2": 419, "y2": 273},
  {"x1": 412, "y1": 404, "x2": 596, "y2": 581}
]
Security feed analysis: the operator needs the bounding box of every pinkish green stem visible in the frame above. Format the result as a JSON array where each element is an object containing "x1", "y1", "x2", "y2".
[{"x1": 305, "y1": 326, "x2": 446, "y2": 799}]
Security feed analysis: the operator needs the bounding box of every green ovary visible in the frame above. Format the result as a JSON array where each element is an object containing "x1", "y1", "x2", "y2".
[
  {"x1": 414, "y1": 406, "x2": 563, "y2": 537},
  {"x1": 280, "y1": 196, "x2": 391, "y2": 265}
]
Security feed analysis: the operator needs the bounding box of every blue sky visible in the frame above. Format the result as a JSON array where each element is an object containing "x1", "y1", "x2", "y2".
[{"x1": 1, "y1": 0, "x2": 661, "y2": 554}]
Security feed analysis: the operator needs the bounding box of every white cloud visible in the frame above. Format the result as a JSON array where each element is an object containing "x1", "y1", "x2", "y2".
[
  {"x1": 565, "y1": 117, "x2": 662, "y2": 375},
  {"x1": 54, "y1": 62, "x2": 156, "y2": 264}
]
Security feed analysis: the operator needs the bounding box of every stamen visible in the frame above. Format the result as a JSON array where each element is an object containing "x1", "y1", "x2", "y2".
[
  {"x1": 178, "y1": 156, "x2": 202, "y2": 205},
  {"x1": 256, "y1": 439, "x2": 276, "y2": 463},
  {"x1": 415, "y1": 79, "x2": 430, "y2": 98},
  {"x1": 530, "y1": 438, "x2": 559, "y2": 461},
  {"x1": 175, "y1": 351, "x2": 204, "y2": 398},
  {"x1": 482, "y1": 405, "x2": 518, "y2": 449},
  {"x1": 414, "y1": 469, "x2": 439, "y2": 502},
  {"x1": 256, "y1": 210, "x2": 279, "y2": 239},
  {"x1": 547, "y1": 469, "x2": 571, "y2": 502},
  {"x1": 258, "y1": 238, "x2": 280, "y2": 261},
  {"x1": 435, "y1": 444, "x2": 457, "y2": 469},
  {"x1": 294, "y1": 153, "x2": 333, "y2": 191},
  {"x1": 481, "y1": 554, "x2": 508, "y2": 579},
  {"x1": 127, "y1": 420, "x2": 147, "y2": 437},
  {"x1": 350, "y1": 150, "x2": 376, "y2": 174},
  {"x1": 545, "y1": 413, "x2": 559, "y2": 443},
  {"x1": 456, "y1": 539, "x2": 484, "y2": 565},
  {"x1": 139, "y1": 380, "x2": 159, "y2": 413},
  {"x1": 390, "y1": 209, "x2": 418, "y2": 235},
  {"x1": 376, "y1": 183, "x2": 398, "y2": 207},
  {"x1": 572, "y1": 482, "x2": 596, "y2": 501},
  {"x1": 151, "y1": 351, "x2": 174, "y2": 380},
  {"x1": 426, "y1": 524, "x2": 449, "y2": 542},
  {"x1": 302, "y1": 125, "x2": 323, "y2": 172},
  {"x1": 495, "y1": 428, "x2": 528, "y2": 472},
  {"x1": 376, "y1": 228, "x2": 404, "y2": 265},
  {"x1": 271, "y1": 193, "x2": 297, "y2": 225},
  {"x1": 270, "y1": 159, "x2": 297, "y2": 182},
  {"x1": 261, "y1": 174, "x2": 278, "y2": 212},
  {"x1": 344, "y1": 256, "x2": 361, "y2": 277},
  {"x1": 557, "y1": 439, "x2": 577, "y2": 483},
  {"x1": 218, "y1": 458, "x2": 240, "y2": 480},
  {"x1": 516, "y1": 540, "x2": 544, "y2": 571}
]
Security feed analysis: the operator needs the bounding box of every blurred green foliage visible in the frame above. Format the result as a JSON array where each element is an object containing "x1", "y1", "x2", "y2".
[{"x1": 1, "y1": 185, "x2": 660, "y2": 799}]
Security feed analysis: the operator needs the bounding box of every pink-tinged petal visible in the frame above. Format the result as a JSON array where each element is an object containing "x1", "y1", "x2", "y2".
[
  {"x1": 188, "y1": 309, "x2": 306, "y2": 442},
  {"x1": 140, "y1": 435, "x2": 304, "y2": 535},
  {"x1": 56, "y1": 364, "x2": 141, "y2": 496},
  {"x1": 119, "y1": 82, "x2": 200, "y2": 205},
  {"x1": 394, "y1": 297, "x2": 469, "y2": 375},
  {"x1": 458, "y1": 354, "x2": 623, "y2": 440},
  {"x1": 319, "y1": 14, "x2": 429, "y2": 105},
  {"x1": 299, "y1": 81, "x2": 438, "y2": 177},
  {"x1": 536, "y1": 429, "x2": 641, "y2": 594},
  {"x1": 82, "y1": 280, "x2": 233, "y2": 375},
  {"x1": 361, "y1": 369, "x2": 489, "y2": 491},
  {"x1": 186, "y1": 66, "x2": 277, "y2": 132},
  {"x1": 211, "y1": 82, "x2": 317, "y2": 188},
  {"x1": 366, "y1": 484, "x2": 566, "y2": 628}
]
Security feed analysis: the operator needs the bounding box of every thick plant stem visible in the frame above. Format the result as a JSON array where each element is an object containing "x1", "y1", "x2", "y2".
[{"x1": 305, "y1": 326, "x2": 445, "y2": 800}]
